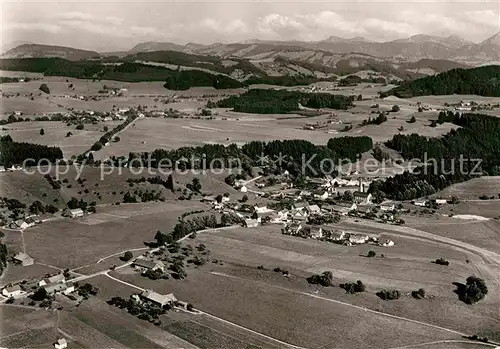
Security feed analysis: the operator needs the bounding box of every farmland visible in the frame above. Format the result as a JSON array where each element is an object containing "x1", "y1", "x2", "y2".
[
  {"x1": 110, "y1": 222, "x2": 500, "y2": 347},
  {"x1": 22, "y1": 201, "x2": 205, "y2": 269}
]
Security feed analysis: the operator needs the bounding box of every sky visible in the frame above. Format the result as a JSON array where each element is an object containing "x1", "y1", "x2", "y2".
[{"x1": 1, "y1": 0, "x2": 499, "y2": 52}]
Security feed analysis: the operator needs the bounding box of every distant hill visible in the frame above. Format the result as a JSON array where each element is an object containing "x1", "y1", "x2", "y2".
[
  {"x1": 383, "y1": 65, "x2": 500, "y2": 98},
  {"x1": 128, "y1": 41, "x2": 186, "y2": 54},
  {"x1": 1, "y1": 44, "x2": 100, "y2": 61},
  {"x1": 0, "y1": 58, "x2": 244, "y2": 89}
]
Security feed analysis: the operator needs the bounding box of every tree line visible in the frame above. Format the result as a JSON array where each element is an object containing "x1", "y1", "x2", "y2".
[
  {"x1": 0, "y1": 135, "x2": 63, "y2": 167},
  {"x1": 213, "y1": 89, "x2": 354, "y2": 114},
  {"x1": 383, "y1": 65, "x2": 500, "y2": 98}
]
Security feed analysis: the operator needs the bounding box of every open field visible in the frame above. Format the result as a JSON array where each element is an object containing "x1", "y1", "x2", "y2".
[
  {"x1": 0, "y1": 305, "x2": 62, "y2": 348},
  {"x1": 0, "y1": 167, "x2": 236, "y2": 208},
  {"x1": 0, "y1": 263, "x2": 59, "y2": 287},
  {"x1": 111, "y1": 222, "x2": 499, "y2": 347},
  {"x1": 22, "y1": 201, "x2": 205, "y2": 269},
  {"x1": 113, "y1": 268, "x2": 466, "y2": 349},
  {"x1": 405, "y1": 216, "x2": 500, "y2": 254},
  {"x1": 435, "y1": 177, "x2": 500, "y2": 200},
  {"x1": 1, "y1": 120, "x2": 121, "y2": 158}
]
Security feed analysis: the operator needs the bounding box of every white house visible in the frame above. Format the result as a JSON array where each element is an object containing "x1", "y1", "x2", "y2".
[
  {"x1": 348, "y1": 234, "x2": 369, "y2": 244},
  {"x1": 0, "y1": 166, "x2": 6, "y2": 172},
  {"x1": 314, "y1": 191, "x2": 329, "y2": 200},
  {"x1": 54, "y1": 338, "x2": 67, "y2": 349},
  {"x1": 69, "y1": 208, "x2": 84, "y2": 218},
  {"x1": 13, "y1": 252, "x2": 34, "y2": 266},
  {"x1": 39, "y1": 274, "x2": 65, "y2": 287},
  {"x1": 254, "y1": 205, "x2": 269, "y2": 213},
  {"x1": 244, "y1": 218, "x2": 260, "y2": 228},
  {"x1": 305, "y1": 204, "x2": 321, "y2": 215},
  {"x1": 133, "y1": 258, "x2": 165, "y2": 272},
  {"x1": 9, "y1": 220, "x2": 29, "y2": 230},
  {"x1": 379, "y1": 204, "x2": 395, "y2": 212},
  {"x1": 240, "y1": 185, "x2": 248, "y2": 193},
  {"x1": 412, "y1": 199, "x2": 427, "y2": 207},
  {"x1": 381, "y1": 240, "x2": 395, "y2": 247},
  {"x1": 2, "y1": 285, "x2": 25, "y2": 298},
  {"x1": 435, "y1": 199, "x2": 447, "y2": 205},
  {"x1": 310, "y1": 227, "x2": 323, "y2": 239},
  {"x1": 353, "y1": 192, "x2": 373, "y2": 205}
]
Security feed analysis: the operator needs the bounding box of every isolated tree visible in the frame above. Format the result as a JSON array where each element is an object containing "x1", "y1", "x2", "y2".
[
  {"x1": 408, "y1": 115, "x2": 416, "y2": 123},
  {"x1": 39, "y1": 84, "x2": 50, "y2": 94},
  {"x1": 165, "y1": 174, "x2": 174, "y2": 192},
  {"x1": 391, "y1": 105, "x2": 400, "y2": 112},
  {"x1": 122, "y1": 251, "x2": 133, "y2": 261},
  {"x1": 215, "y1": 194, "x2": 223, "y2": 203},
  {"x1": 342, "y1": 190, "x2": 354, "y2": 202},
  {"x1": 367, "y1": 250, "x2": 376, "y2": 257},
  {"x1": 66, "y1": 132, "x2": 72, "y2": 137},
  {"x1": 76, "y1": 124, "x2": 84, "y2": 130},
  {"x1": 241, "y1": 195, "x2": 248, "y2": 202},
  {"x1": 40, "y1": 128, "x2": 45, "y2": 136}
]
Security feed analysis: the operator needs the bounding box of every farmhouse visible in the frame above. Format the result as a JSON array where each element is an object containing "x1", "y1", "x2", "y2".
[
  {"x1": 39, "y1": 274, "x2": 65, "y2": 287},
  {"x1": 324, "y1": 202, "x2": 357, "y2": 215},
  {"x1": 310, "y1": 227, "x2": 323, "y2": 239},
  {"x1": 305, "y1": 204, "x2": 321, "y2": 215},
  {"x1": 69, "y1": 208, "x2": 84, "y2": 218},
  {"x1": 13, "y1": 252, "x2": 34, "y2": 266},
  {"x1": 9, "y1": 219, "x2": 30, "y2": 230},
  {"x1": 413, "y1": 199, "x2": 427, "y2": 207},
  {"x1": 133, "y1": 258, "x2": 165, "y2": 272},
  {"x1": 0, "y1": 166, "x2": 5, "y2": 172},
  {"x1": 2, "y1": 285, "x2": 24, "y2": 298},
  {"x1": 244, "y1": 218, "x2": 260, "y2": 228},
  {"x1": 379, "y1": 204, "x2": 395, "y2": 211},
  {"x1": 44, "y1": 282, "x2": 74, "y2": 295},
  {"x1": 54, "y1": 338, "x2": 68, "y2": 349},
  {"x1": 435, "y1": 199, "x2": 448, "y2": 205},
  {"x1": 139, "y1": 290, "x2": 177, "y2": 307},
  {"x1": 254, "y1": 205, "x2": 270, "y2": 213},
  {"x1": 353, "y1": 192, "x2": 373, "y2": 205}
]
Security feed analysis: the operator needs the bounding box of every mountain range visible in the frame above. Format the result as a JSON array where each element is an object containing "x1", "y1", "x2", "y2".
[
  {"x1": 1, "y1": 32, "x2": 499, "y2": 81},
  {"x1": 3, "y1": 32, "x2": 500, "y2": 63}
]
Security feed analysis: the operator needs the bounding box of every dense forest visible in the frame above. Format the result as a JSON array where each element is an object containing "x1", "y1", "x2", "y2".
[
  {"x1": 0, "y1": 58, "x2": 244, "y2": 89},
  {"x1": 383, "y1": 65, "x2": 500, "y2": 98},
  {"x1": 0, "y1": 135, "x2": 64, "y2": 167},
  {"x1": 121, "y1": 136, "x2": 373, "y2": 178},
  {"x1": 163, "y1": 70, "x2": 243, "y2": 90},
  {"x1": 327, "y1": 136, "x2": 373, "y2": 162},
  {"x1": 0, "y1": 231, "x2": 6, "y2": 276},
  {"x1": 370, "y1": 113, "x2": 500, "y2": 200},
  {"x1": 214, "y1": 89, "x2": 354, "y2": 114}
]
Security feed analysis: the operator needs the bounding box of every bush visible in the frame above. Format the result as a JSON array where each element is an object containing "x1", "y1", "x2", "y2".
[
  {"x1": 307, "y1": 271, "x2": 333, "y2": 287},
  {"x1": 341, "y1": 280, "x2": 366, "y2": 294},
  {"x1": 367, "y1": 250, "x2": 376, "y2": 257},
  {"x1": 376, "y1": 289, "x2": 401, "y2": 300},
  {"x1": 40, "y1": 128, "x2": 45, "y2": 136},
  {"x1": 39, "y1": 83, "x2": 50, "y2": 94},
  {"x1": 408, "y1": 116, "x2": 416, "y2": 123},
  {"x1": 391, "y1": 105, "x2": 400, "y2": 112},
  {"x1": 434, "y1": 257, "x2": 449, "y2": 266},
  {"x1": 411, "y1": 288, "x2": 426, "y2": 299}
]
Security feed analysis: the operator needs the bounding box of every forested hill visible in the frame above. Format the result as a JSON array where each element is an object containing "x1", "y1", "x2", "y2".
[
  {"x1": 370, "y1": 113, "x2": 500, "y2": 201},
  {"x1": 382, "y1": 65, "x2": 500, "y2": 98}
]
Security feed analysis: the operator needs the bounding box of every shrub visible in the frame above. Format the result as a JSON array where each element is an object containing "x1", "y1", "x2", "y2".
[
  {"x1": 341, "y1": 280, "x2": 366, "y2": 294},
  {"x1": 411, "y1": 288, "x2": 426, "y2": 299},
  {"x1": 376, "y1": 289, "x2": 401, "y2": 300},
  {"x1": 367, "y1": 250, "x2": 376, "y2": 257},
  {"x1": 307, "y1": 271, "x2": 333, "y2": 287},
  {"x1": 40, "y1": 128, "x2": 45, "y2": 136},
  {"x1": 434, "y1": 257, "x2": 449, "y2": 266},
  {"x1": 391, "y1": 105, "x2": 400, "y2": 112}
]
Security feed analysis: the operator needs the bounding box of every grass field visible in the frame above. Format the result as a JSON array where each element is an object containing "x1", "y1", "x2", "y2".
[
  {"x1": 22, "y1": 200, "x2": 205, "y2": 269},
  {"x1": 1, "y1": 120, "x2": 121, "y2": 158},
  {"x1": 113, "y1": 268, "x2": 464, "y2": 349},
  {"x1": 405, "y1": 216, "x2": 500, "y2": 254},
  {"x1": 435, "y1": 177, "x2": 500, "y2": 200},
  {"x1": 109, "y1": 222, "x2": 499, "y2": 347}
]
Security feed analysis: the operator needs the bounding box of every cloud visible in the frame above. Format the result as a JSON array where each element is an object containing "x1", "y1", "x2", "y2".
[{"x1": 4, "y1": 22, "x2": 62, "y2": 34}]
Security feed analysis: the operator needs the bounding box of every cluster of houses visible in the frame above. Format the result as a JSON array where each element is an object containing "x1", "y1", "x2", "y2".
[
  {"x1": 282, "y1": 223, "x2": 394, "y2": 247},
  {"x1": 8, "y1": 213, "x2": 54, "y2": 230},
  {"x1": 1, "y1": 273, "x2": 75, "y2": 299}
]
